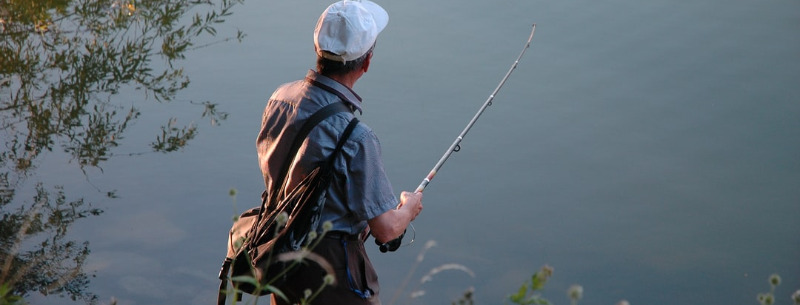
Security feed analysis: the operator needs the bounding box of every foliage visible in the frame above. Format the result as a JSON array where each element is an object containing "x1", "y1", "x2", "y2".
[
  {"x1": 1, "y1": 282, "x2": 26, "y2": 305},
  {"x1": 508, "y1": 265, "x2": 554, "y2": 305},
  {"x1": 0, "y1": 0, "x2": 242, "y2": 170},
  {"x1": 0, "y1": 184, "x2": 100, "y2": 303},
  {"x1": 793, "y1": 289, "x2": 800, "y2": 305},
  {"x1": 383, "y1": 239, "x2": 476, "y2": 305},
  {"x1": 452, "y1": 287, "x2": 474, "y2": 305},
  {"x1": 151, "y1": 117, "x2": 196, "y2": 153},
  {"x1": 0, "y1": 0, "x2": 243, "y2": 303},
  {"x1": 504, "y1": 269, "x2": 799, "y2": 305},
  {"x1": 758, "y1": 273, "x2": 800, "y2": 305}
]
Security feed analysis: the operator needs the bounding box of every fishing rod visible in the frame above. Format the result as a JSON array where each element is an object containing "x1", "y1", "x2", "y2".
[
  {"x1": 378, "y1": 24, "x2": 537, "y2": 252},
  {"x1": 416, "y1": 23, "x2": 537, "y2": 193}
]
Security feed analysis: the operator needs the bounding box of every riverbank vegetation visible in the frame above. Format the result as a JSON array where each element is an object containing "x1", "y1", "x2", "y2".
[{"x1": 1, "y1": 0, "x2": 242, "y2": 302}]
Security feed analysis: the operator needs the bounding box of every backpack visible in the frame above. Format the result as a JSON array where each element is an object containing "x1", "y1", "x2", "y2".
[{"x1": 217, "y1": 101, "x2": 358, "y2": 304}]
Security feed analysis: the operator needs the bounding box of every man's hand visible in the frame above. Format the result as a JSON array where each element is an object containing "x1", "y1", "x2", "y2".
[
  {"x1": 368, "y1": 191, "x2": 423, "y2": 244},
  {"x1": 398, "y1": 191, "x2": 423, "y2": 221}
]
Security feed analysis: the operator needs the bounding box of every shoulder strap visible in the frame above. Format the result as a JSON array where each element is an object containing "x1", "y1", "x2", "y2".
[
  {"x1": 327, "y1": 117, "x2": 359, "y2": 168},
  {"x1": 250, "y1": 102, "x2": 351, "y2": 244},
  {"x1": 268, "y1": 102, "x2": 351, "y2": 205},
  {"x1": 271, "y1": 102, "x2": 351, "y2": 196}
]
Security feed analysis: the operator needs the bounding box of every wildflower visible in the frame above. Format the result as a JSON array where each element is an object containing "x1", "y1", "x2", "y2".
[
  {"x1": 229, "y1": 188, "x2": 237, "y2": 197},
  {"x1": 276, "y1": 212, "x2": 289, "y2": 227},
  {"x1": 759, "y1": 293, "x2": 775, "y2": 305},
  {"x1": 540, "y1": 265, "x2": 554, "y2": 278},
  {"x1": 792, "y1": 290, "x2": 800, "y2": 305},
  {"x1": 424, "y1": 240, "x2": 437, "y2": 249},
  {"x1": 769, "y1": 274, "x2": 781, "y2": 287},
  {"x1": 532, "y1": 265, "x2": 553, "y2": 290},
  {"x1": 293, "y1": 250, "x2": 309, "y2": 262},
  {"x1": 617, "y1": 300, "x2": 630, "y2": 305},
  {"x1": 534, "y1": 265, "x2": 553, "y2": 282},
  {"x1": 567, "y1": 284, "x2": 583, "y2": 302},
  {"x1": 416, "y1": 240, "x2": 437, "y2": 262},
  {"x1": 323, "y1": 274, "x2": 336, "y2": 285},
  {"x1": 765, "y1": 294, "x2": 774, "y2": 305},
  {"x1": 304, "y1": 289, "x2": 312, "y2": 299},
  {"x1": 420, "y1": 264, "x2": 475, "y2": 284},
  {"x1": 322, "y1": 221, "x2": 333, "y2": 232},
  {"x1": 308, "y1": 231, "x2": 318, "y2": 241}
]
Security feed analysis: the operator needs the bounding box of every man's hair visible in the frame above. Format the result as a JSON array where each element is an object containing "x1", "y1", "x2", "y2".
[{"x1": 316, "y1": 44, "x2": 374, "y2": 76}]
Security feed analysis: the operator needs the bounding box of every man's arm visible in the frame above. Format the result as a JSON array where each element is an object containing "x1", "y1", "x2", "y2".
[{"x1": 368, "y1": 191, "x2": 423, "y2": 243}]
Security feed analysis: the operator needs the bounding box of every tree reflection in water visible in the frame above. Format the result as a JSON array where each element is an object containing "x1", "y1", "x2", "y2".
[{"x1": 0, "y1": 0, "x2": 242, "y2": 303}]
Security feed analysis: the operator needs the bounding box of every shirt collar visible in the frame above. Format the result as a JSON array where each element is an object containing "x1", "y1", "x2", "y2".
[{"x1": 305, "y1": 70, "x2": 363, "y2": 114}]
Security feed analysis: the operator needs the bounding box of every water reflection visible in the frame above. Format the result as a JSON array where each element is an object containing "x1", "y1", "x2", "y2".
[{"x1": 0, "y1": 0, "x2": 242, "y2": 302}]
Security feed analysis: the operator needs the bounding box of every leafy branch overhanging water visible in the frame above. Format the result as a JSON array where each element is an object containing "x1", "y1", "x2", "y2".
[{"x1": 0, "y1": 0, "x2": 243, "y2": 303}]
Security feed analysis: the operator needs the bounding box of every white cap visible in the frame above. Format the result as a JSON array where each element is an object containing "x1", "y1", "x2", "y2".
[{"x1": 314, "y1": 0, "x2": 388, "y2": 63}]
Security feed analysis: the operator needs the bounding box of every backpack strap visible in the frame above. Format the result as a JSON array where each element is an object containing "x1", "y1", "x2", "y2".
[
  {"x1": 255, "y1": 102, "x2": 350, "y2": 232},
  {"x1": 250, "y1": 101, "x2": 352, "y2": 245},
  {"x1": 327, "y1": 117, "x2": 359, "y2": 168},
  {"x1": 270, "y1": 102, "x2": 352, "y2": 203}
]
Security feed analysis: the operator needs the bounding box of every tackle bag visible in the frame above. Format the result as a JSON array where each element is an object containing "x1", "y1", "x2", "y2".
[{"x1": 217, "y1": 101, "x2": 358, "y2": 304}]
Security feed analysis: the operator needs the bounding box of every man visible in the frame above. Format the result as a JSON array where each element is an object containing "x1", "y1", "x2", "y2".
[{"x1": 256, "y1": 1, "x2": 423, "y2": 304}]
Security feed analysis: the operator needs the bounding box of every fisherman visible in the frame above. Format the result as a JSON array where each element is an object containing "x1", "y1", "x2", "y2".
[{"x1": 256, "y1": 0, "x2": 423, "y2": 304}]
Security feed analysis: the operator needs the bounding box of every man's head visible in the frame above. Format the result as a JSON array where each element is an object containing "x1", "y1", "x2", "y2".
[{"x1": 314, "y1": 0, "x2": 388, "y2": 76}]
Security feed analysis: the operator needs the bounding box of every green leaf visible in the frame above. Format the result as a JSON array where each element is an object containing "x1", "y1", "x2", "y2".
[
  {"x1": 532, "y1": 296, "x2": 551, "y2": 305},
  {"x1": 230, "y1": 275, "x2": 259, "y2": 286},
  {"x1": 532, "y1": 273, "x2": 545, "y2": 291},
  {"x1": 264, "y1": 285, "x2": 288, "y2": 302},
  {"x1": 509, "y1": 283, "x2": 528, "y2": 304}
]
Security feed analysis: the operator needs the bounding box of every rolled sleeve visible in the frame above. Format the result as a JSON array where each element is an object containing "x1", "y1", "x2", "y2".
[{"x1": 345, "y1": 128, "x2": 398, "y2": 221}]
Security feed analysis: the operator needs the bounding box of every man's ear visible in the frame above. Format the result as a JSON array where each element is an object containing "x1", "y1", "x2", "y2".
[{"x1": 363, "y1": 52, "x2": 372, "y2": 73}]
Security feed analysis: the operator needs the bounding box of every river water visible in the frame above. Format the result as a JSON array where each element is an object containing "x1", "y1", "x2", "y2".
[{"x1": 27, "y1": 0, "x2": 799, "y2": 304}]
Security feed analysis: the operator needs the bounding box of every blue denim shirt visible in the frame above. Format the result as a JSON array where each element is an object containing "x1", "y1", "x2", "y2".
[{"x1": 257, "y1": 70, "x2": 398, "y2": 235}]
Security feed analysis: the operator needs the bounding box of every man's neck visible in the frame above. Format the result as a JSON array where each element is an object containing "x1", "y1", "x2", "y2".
[{"x1": 324, "y1": 71, "x2": 362, "y2": 89}]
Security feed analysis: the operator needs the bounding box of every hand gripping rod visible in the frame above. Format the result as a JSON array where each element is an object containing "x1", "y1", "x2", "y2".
[{"x1": 415, "y1": 24, "x2": 537, "y2": 193}]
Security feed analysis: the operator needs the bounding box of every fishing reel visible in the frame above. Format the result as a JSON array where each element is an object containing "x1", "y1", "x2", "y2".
[
  {"x1": 375, "y1": 229, "x2": 405, "y2": 252},
  {"x1": 375, "y1": 224, "x2": 416, "y2": 252}
]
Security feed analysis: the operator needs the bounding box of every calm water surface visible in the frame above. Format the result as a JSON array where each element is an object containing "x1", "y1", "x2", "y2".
[{"x1": 29, "y1": 0, "x2": 799, "y2": 304}]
